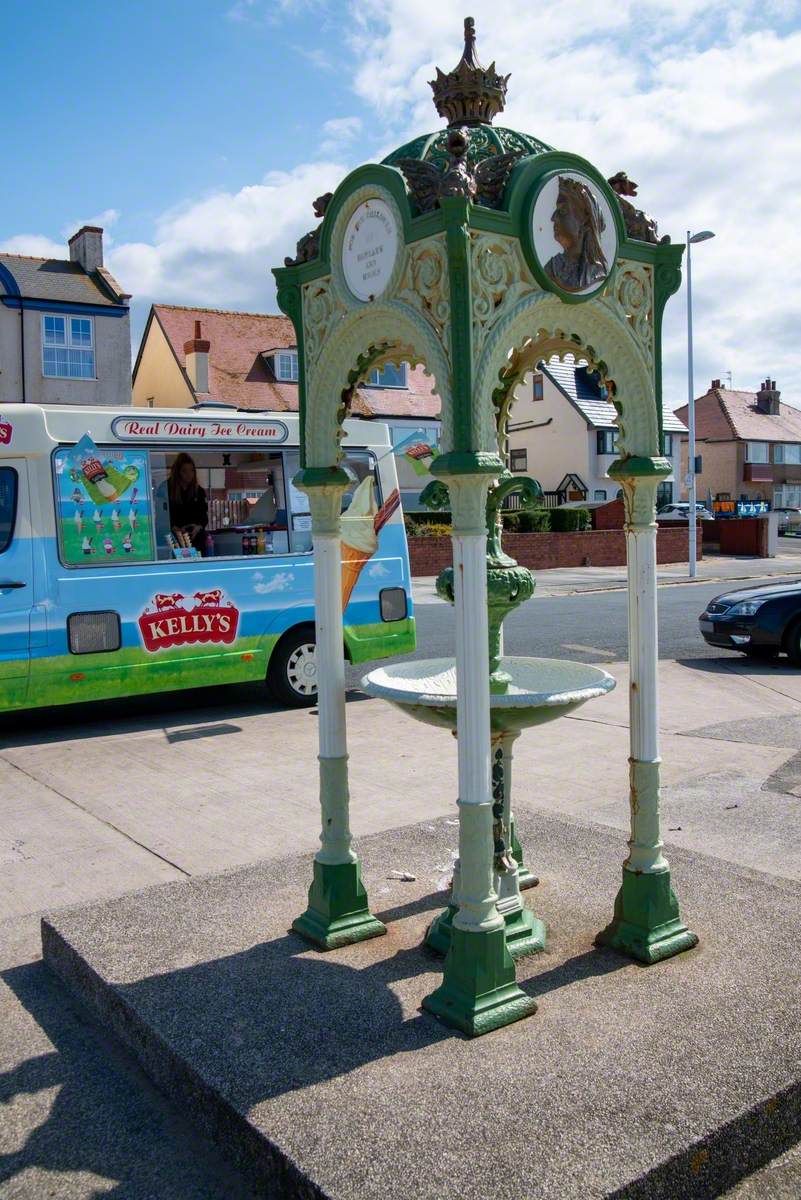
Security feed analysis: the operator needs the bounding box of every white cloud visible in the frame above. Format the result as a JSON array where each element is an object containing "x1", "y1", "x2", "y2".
[
  {"x1": 320, "y1": 116, "x2": 363, "y2": 155},
  {"x1": 0, "y1": 233, "x2": 65, "y2": 258},
  {"x1": 5, "y1": 0, "x2": 800, "y2": 409},
  {"x1": 254, "y1": 570, "x2": 295, "y2": 594},
  {"x1": 345, "y1": 0, "x2": 801, "y2": 405},
  {"x1": 105, "y1": 160, "x2": 347, "y2": 329},
  {"x1": 367, "y1": 561, "x2": 390, "y2": 578}
]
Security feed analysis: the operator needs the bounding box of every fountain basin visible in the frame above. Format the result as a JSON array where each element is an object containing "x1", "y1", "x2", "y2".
[{"x1": 361, "y1": 656, "x2": 615, "y2": 733}]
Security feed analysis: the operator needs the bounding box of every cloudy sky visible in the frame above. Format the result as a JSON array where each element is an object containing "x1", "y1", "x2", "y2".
[{"x1": 2, "y1": 0, "x2": 800, "y2": 408}]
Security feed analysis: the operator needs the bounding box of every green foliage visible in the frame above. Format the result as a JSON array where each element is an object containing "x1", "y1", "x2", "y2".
[
  {"x1": 502, "y1": 508, "x2": 551, "y2": 532},
  {"x1": 551, "y1": 507, "x2": 591, "y2": 532},
  {"x1": 404, "y1": 516, "x2": 452, "y2": 538}
]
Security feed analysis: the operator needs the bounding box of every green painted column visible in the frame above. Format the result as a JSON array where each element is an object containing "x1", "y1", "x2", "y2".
[
  {"x1": 291, "y1": 477, "x2": 386, "y2": 950},
  {"x1": 596, "y1": 466, "x2": 697, "y2": 963}
]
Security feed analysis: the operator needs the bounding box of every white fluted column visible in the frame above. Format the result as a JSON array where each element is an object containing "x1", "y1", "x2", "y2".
[
  {"x1": 623, "y1": 478, "x2": 668, "y2": 874},
  {"x1": 449, "y1": 475, "x2": 504, "y2": 934},
  {"x1": 308, "y1": 484, "x2": 355, "y2": 866}
]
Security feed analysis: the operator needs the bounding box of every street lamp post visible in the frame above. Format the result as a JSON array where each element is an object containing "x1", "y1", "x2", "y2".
[{"x1": 686, "y1": 229, "x2": 715, "y2": 578}]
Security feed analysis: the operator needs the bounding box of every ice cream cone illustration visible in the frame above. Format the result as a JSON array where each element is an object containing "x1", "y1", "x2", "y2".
[
  {"x1": 111, "y1": 508, "x2": 121, "y2": 530},
  {"x1": 340, "y1": 480, "x2": 402, "y2": 609},
  {"x1": 340, "y1": 476, "x2": 378, "y2": 609},
  {"x1": 73, "y1": 509, "x2": 83, "y2": 534},
  {"x1": 93, "y1": 508, "x2": 103, "y2": 532}
]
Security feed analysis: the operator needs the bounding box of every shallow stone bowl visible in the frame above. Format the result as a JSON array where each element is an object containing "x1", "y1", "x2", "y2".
[{"x1": 361, "y1": 656, "x2": 616, "y2": 733}]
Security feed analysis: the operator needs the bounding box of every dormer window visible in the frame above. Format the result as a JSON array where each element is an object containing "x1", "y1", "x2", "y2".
[
  {"x1": 276, "y1": 350, "x2": 299, "y2": 382},
  {"x1": 369, "y1": 363, "x2": 407, "y2": 389}
]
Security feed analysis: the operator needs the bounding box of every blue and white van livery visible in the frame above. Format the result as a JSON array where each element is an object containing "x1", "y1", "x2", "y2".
[{"x1": 0, "y1": 404, "x2": 415, "y2": 710}]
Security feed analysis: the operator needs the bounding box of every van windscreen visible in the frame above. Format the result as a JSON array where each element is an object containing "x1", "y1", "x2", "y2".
[{"x1": 0, "y1": 468, "x2": 17, "y2": 553}]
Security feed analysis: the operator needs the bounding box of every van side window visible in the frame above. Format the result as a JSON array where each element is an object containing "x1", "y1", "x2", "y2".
[
  {"x1": 150, "y1": 448, "x2": 290, "y2": 560},
  {"x1": 0, "y1": 468, "x2": 17, "y2": 553}
]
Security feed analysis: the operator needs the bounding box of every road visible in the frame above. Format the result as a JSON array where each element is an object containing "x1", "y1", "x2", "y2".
[{"x1": 1, "y1": 572, "x2": 795, "y2": 741}]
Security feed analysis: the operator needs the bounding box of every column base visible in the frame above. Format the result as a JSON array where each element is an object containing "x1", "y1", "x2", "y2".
[
  {"x1": 426, "y1": 903, "x2": 545, "y2": 960},
  {"x1": 291, "y1": 859, "x2": 386, "y2": 951},
  {"x1": 422, "y1": 925, "x2": 536, "y2": 1037},
  {"x1": 595, "y1": 867, "x2": 698, "y2": 964}
]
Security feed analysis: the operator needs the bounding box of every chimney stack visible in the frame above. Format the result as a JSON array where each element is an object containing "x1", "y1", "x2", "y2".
[
  {"x1": 68, "y1": 226, "x2": 104, "y2": 274},
  {"x1": 755, "y1": 378, "x2": 781, "y2": 415},
  {"x1": 711, "y1": 379, "x2": 721, "y2": 389},
  {"x1": 184, "y1": 319, "x2": 211, "y2": 394}
]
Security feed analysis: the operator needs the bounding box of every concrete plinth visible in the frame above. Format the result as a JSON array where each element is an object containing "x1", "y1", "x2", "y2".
[{"x1": 41, "y1": 812, "x2": 801, "y2": 1200}]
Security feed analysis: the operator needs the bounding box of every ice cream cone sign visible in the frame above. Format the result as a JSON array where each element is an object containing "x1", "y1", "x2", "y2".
[{"x1": 340, "y1": 477, "x2": 400, "y2": 610}]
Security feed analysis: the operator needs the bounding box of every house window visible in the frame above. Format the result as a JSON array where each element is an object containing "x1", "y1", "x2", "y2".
[
  {"x1": 532, "y1": 373, "x2": 544, "y2": 401},
  {"x1": 42, "y1": 314, "x2": 95, "y2": 379},
  {"x1": 369, "y1": 363, "x2": 407, "y2": 388},
  {"x1": 597, "y1": 430, "x2": 616, "y2": 455},
  {"x1": 275, "y1": 351, "x2": 299, "y2": 382},
  {"x1": 775, "y1": 444, "x2": 801, "y2": 464},
  {"x1": 663, "y1": 433, "x2": 674, "y2": 456},
  {"x1": 509, "y1": 448, "x2": 527, "y2": 472},
  {"x1": 594, "y1": 489, "x2": 607, "y2": 502},
  {"x1": 745, "y1": 441, "x2": 769, "y2": 463},
  {"x1": 656, "y1": 481, "x2": 673, "y2": 508}
]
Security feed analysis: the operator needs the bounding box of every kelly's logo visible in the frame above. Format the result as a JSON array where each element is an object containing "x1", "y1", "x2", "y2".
[
  {"x1": 138, "y1": 589, "x2": 239, "y2": 653},
  {"x1": 0, "y1": 422, "x2": 12, "y2": 446}
]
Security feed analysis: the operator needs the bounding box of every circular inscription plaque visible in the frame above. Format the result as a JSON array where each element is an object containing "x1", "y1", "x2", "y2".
[
  {"x1": 531, "y1": 172, "x2": 617, "y2": 298},
  {"x1": 342, "y1": 198, "x2": 399, "y2": 302}
]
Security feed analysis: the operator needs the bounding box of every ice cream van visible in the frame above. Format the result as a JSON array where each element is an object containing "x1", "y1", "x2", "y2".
[{"x1": 0, "y1": 404, "x2": 415, "y2": 711}]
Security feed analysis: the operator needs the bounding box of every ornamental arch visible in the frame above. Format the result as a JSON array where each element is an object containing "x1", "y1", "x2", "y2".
[{"x1": 272, "y1": 17, "x2": 696, "y2": 1036}]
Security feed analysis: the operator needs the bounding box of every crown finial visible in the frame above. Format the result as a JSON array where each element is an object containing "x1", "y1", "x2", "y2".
[{"x1": 430, "y1": 16, "x2": 510, "y2": 127}]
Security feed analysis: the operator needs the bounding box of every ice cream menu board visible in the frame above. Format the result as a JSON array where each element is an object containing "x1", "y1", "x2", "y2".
[{"x1": 55, "y1": 434, "x2": 154, "y2": 565}]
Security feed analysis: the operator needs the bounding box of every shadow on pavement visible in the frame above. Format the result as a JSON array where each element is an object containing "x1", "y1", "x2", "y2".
[{"x1": 0, "y1": 960, "x2": 260, "y2": 1199}]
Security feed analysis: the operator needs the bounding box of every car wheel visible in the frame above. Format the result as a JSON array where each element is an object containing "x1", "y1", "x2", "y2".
[
  {"x1": 267, "y1": 627, "x2": 318, "y2": 707},
  {"x1": 787, "y1": 621, "x2": 801, "y2": 667}
]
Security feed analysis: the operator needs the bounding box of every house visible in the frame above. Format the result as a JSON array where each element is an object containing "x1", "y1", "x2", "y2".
[
  {"x1": 674, "y1": 379, "x2": 801, "y2": 510},
  {"x1": 506, "y1": 359, "x2": 687, "y2": 507},
  {"x1": 0, "y1": 226, "x2": 131, "y2": 405},
  {"x1": 132, "y1": 304, "x2": 441, "y2": 510}
]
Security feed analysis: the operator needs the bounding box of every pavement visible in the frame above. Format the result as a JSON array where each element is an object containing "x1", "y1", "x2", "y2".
[
  {"x1": 40, "y1": 811, "x2": 801, "y2": 1200},
  {"x1": 1, "y1": 554, "x2": 801, "y2": 1196}
]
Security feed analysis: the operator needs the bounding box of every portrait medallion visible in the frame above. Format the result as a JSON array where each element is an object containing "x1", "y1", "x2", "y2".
[{"x1": 531, "y1": 172, "x2": 617, "y2": 298}]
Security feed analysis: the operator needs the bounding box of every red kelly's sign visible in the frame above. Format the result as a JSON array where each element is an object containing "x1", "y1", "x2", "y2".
[
  {"x1": 0, "y1": 422, "x2": 12, "y2": 446},
  {"x1": 138, "y1": 591, "x2": 239, "y2": 653}
]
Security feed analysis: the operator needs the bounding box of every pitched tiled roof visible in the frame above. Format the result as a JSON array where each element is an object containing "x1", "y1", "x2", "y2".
[
  {"x1": 150, "y1": 305, "x2": 440, "y2": 417},
  {"x1": 0, "y1": 253, "x2": 125, "y2": 306},
  {"x1": 544, "y1": 359, "x2": 687, "y2": 433},
  {"x1": 675, "y1": 387, "x2": 801, "y2": 443}
]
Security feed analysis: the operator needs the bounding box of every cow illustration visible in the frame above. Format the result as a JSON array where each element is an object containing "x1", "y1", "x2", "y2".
[
  {"x1": 193, "y1": 588, "x2": 223, "y2": 608},
  {"x1": 154, "y1": 592, "x2": 185, "y2": 611}
]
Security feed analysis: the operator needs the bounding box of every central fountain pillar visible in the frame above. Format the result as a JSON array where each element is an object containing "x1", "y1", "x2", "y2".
[
  {"x1": 596, "y1": 465, "x2": 698, "y2": 963},
  {"x1": 422, "y1": 473, "x2": 536, "y2": 1036}
]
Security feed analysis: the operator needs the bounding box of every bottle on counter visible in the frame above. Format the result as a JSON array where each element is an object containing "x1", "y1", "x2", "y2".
[
  {"x1": 256, "y1": 528, "x2": 266, "y2": 555},
  {"x1": 205, "y1": 531, "x2": 215, "y2": 557}
]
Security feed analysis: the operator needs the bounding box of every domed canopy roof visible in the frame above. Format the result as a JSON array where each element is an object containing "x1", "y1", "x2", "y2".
[
  {"x1": 383, "y1": 124, "x2": 550, "y2": 172},
  {"x1": 383, "y1": 17, "x2": 551, "y2": 172}
]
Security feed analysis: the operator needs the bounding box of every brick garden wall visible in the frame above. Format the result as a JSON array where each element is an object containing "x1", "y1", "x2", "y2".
[{"x1": 408, "y1": 527, "x2": 700, "y2": 576}]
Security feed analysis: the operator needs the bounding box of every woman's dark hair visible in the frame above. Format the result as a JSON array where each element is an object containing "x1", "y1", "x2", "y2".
[{"x1": 168, "y1": 453, "x2": 199, "y2": 503}]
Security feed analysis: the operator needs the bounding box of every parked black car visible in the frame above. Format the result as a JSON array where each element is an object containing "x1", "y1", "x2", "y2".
[{"x1": 699, "y1": 581, "x2": 801, "y2": 662}]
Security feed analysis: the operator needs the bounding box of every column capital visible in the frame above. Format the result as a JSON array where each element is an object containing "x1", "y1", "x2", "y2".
[
  {"x1": 294, "y1": 469, "x2": 348, "y2": 534},
  {"x1": 444, "y1": 473, "x2": 494, "y2": 537}
]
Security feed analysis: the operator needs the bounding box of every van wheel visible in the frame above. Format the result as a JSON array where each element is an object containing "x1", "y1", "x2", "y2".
[{"x1": 267, "y1": 628, "x2": 318, "y2": 707}]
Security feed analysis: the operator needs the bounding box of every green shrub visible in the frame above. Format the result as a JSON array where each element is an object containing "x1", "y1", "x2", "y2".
[
  {"x1": 502, "y1": 512, "x2": 520, "y2": 532},
  {"x1": 551, "y1": 507, "x2": 590, "y2": 532},
  {"x1": 517, "y1": 507, "x2": 551, "y2": 533}
]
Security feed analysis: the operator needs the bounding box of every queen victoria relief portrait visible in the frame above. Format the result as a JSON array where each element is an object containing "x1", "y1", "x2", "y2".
[{"x1": 531, "y1": 172, "x2": 617, "y2": 297}]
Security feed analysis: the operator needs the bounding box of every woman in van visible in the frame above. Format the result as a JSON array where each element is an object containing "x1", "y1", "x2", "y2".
[{"x1": 168, "y1": 453, "x2": 208, "y2": 554}]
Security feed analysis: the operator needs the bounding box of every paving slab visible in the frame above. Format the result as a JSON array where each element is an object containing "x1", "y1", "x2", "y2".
[{"x1": 41, "y1": 810, "x2": 801, "y2": 1200}]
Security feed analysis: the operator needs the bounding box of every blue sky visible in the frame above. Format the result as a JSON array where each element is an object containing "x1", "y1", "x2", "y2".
[{"x1": 3, "y1": 0, "x2": 801, "y2": 407}]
